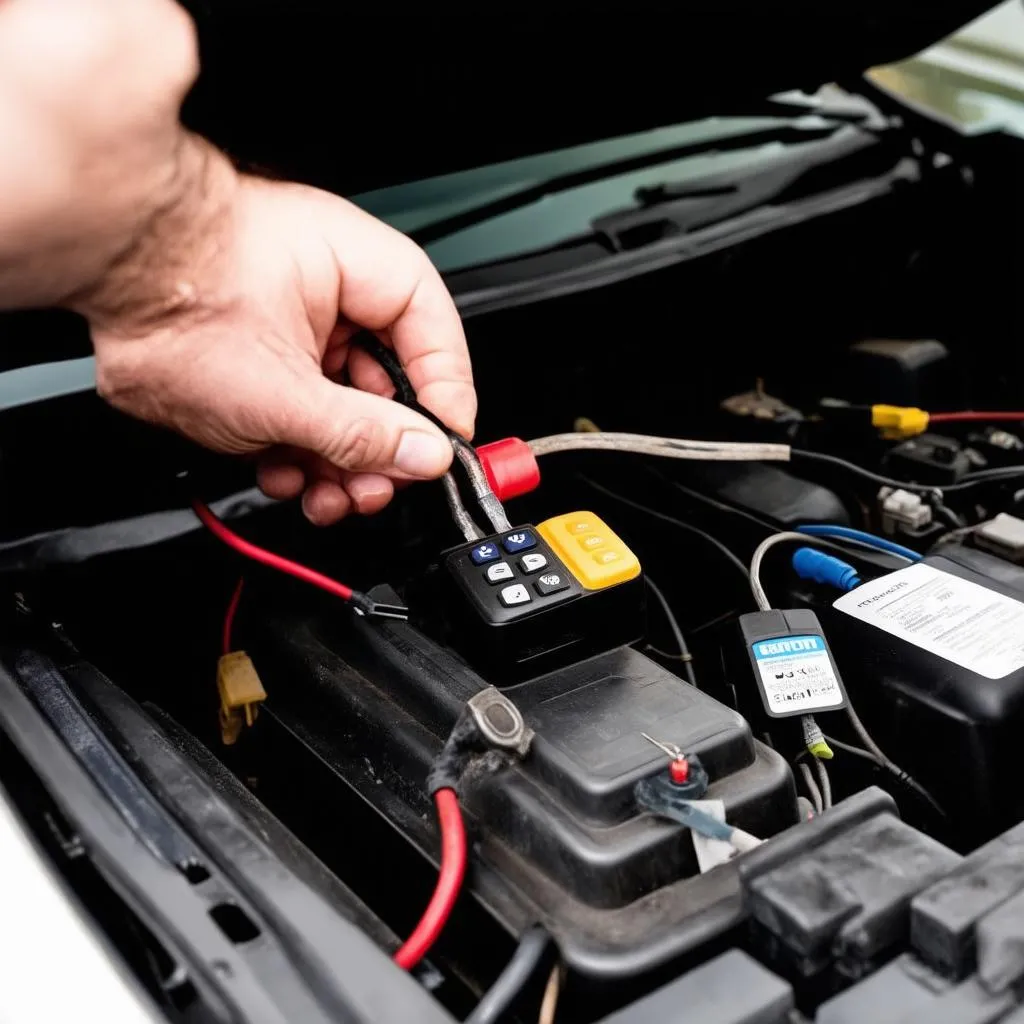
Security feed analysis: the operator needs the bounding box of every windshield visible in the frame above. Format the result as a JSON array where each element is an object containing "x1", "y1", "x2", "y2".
[{"x1": 350, "y1": 108, "x2": 848, "y2": 274}]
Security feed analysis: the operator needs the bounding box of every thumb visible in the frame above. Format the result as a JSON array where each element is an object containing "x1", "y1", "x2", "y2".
[{"x1": 275, "y1": 373, "x2": 454, "y2": 479}]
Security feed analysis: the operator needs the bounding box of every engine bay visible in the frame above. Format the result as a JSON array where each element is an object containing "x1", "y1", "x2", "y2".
[{"x1": 7, "y1": 88, "x2": 1024, "y2": 1023}]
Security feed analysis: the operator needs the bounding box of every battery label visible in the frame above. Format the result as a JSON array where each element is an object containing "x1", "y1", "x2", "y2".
[
  {"x1": 834, "y1": 562, "x2": 1024, "y2": 680},
  {"x1": 751, "y1": 634, "x2": 846, "y2": 714}
]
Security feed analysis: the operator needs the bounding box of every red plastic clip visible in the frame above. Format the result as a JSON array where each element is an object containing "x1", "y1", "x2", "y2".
[{"x1": 476, "y1": 438, "x2": 541, "y2": 502}]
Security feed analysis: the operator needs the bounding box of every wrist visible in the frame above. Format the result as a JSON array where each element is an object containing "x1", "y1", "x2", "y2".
[{"x1": 69, "y1": 132, "x2": 240, "y2": 335}]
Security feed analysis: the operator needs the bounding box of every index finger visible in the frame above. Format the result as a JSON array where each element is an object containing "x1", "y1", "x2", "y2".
[{"x1": 319, "y1": 193, "x2": 477, "y2": 439}]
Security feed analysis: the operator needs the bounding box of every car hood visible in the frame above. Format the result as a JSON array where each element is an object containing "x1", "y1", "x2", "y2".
[{"x1": 181, "y1": 2, "x2": 998, "y2": 196}]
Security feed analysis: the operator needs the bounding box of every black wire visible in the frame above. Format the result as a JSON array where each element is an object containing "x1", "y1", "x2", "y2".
[
  {"x1": 465, "y1": 926, "x2": 553, "y2": 1024},
  {"x1": 790, "y1": 449, "x2": 944, "y2": 497},
  {"x1": 579, "y1": 476, "x2": 751, "y2": 583},
  {"x1": 651, "y1": 467, "x2": 909, "y2": 571},
  {"x1": 944, "y1": 466, "x2": 1024, "y2": 493},
  {"x1": 793, "y1": 448, "x2": 1024, "y2": 498},
  {"x1": 645, "y1": 577, "x2": 698, "y2": 687}
]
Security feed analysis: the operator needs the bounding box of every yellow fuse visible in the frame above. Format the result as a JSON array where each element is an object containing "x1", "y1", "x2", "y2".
[
  {"x1": 538, "y1": 511, "x2": 641, "y2": 590},
  {"x1": 217, "y1": 651, "x2": 267, "y2": 746}
]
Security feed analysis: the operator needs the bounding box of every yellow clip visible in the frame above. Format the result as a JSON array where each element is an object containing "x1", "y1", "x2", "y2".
[
  {"x1": 871, "y1": 404, "x2": 930, "y2": 440},
  {"x1": 574, "y1": 417, "x2": 602, "y2": 433},
  {"x1": 217, "y1": 651, "x2": 267, "y2": 746}
]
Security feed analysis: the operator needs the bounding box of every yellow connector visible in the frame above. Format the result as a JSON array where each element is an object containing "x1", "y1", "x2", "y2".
[
  {"x1": 871, "y1": 404, "x2": 930, "y2": 440},
  {"x1": 217, "y1": 651, "x2": 267, "y2": 746}
]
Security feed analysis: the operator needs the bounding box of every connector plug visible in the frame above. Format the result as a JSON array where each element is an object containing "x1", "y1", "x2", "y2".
[
  {"x1": 871, "y1": 404, "x2": 930, "y2": 440},
  {"x1": 217, "y1": 651, "x2": 267, "y2": 745},
  {"x1": 792, "y1": 547, "x2": 860, "y2": 592}
]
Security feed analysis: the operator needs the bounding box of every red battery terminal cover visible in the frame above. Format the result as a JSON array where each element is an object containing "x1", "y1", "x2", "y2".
[
  {"x1": 476, "y1": 437, "x2": 541, "y2": 502},
  {"x1": 669, "y1": 758, "x2": 690, "y2": 785}
]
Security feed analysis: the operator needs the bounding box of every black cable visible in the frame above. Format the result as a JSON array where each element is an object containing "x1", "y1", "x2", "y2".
[
  {"x1": 790, "y1": 449, "x2": 943, "y2": 497},
  {"x1": 944, "y1": 466, "x2": 1024, "y2": 493},
  {"x1": 793, "y1": 449, "x2": 1024, "y2": 498},
  {"x1": 465, "y1": 926, "x2": 553, "y2": 1024},
  {"x1": 579, "y1": 475, "x2": 751, "y2": 583},
  {"x1": 645, "y1": 577, "x2": 698, "y2": 687},
  {"x1": 651, "y1": 466, "x2": 910, "y2": 570}
]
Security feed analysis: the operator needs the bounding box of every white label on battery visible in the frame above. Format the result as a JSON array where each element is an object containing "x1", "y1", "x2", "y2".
[
  {"x1": 752, "y1": 633, "x2": 845, "y2": 714},
  {"x1": 833, "y1": 562, "x2": 1024, "y2": 680}
]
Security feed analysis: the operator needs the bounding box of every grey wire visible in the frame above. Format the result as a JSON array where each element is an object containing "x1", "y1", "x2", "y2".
[
  {"x1": 823, "y1": 735, "x2": 878, "y2": 762},
  {"x1": 645, "y1": 577, "x2": 697, "y2": 687},
  {"x1": 528, "y1": 432, "x2": 789, "y2": 461},
  {"x1": 465, "y1": 926, "x2": 552, "y2": 1024},
  {"x1": 451, "y1": 441, "x2": 512, "y2": 533},
  {"x1": 442, "y1": 472, "x2": 484, "y2": 542},
  {"x1": 798, "y1": 761, "x2": 823, "y2": 814},
  {"x1": 814, "y1": 756, "x2": 833, "y2": 810},
  {"x1": 748, "y1": 531, "x2": 809, "y2": 611}
]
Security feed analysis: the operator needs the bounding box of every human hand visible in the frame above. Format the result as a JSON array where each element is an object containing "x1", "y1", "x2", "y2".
[{"x1": 77, "y1": 137, "x2": 476, "y2": 525}]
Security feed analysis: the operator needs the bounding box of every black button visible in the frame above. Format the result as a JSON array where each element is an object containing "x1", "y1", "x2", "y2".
[{"x1": 534, "y1": 571, "x2": 570, "y2": 596}]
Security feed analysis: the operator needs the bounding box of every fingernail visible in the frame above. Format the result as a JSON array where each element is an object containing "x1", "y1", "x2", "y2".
[{"x1": 394, "y1": 430, "x2": 451, "y2": 478}]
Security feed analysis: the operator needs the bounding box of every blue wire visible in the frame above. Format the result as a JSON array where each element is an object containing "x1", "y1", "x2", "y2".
[{"x1": 795, "y1": 525, "x2": 921, "y2": 563}]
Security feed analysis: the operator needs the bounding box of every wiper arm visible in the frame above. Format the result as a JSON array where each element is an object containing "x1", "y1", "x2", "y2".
[
  {"x1": 591, "y1": 124, "x2": 894, "y2": 251},
  {"x1": 410, "y1": 122, "x2": 844, "y2": 247}
]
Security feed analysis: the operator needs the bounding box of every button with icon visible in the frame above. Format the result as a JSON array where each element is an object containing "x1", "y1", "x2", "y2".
[
  {"x1": 519, "y1": 553, "x2": 548, "y2": 574},
  {"x1": 470, "y1": 542, "x2": 500, "y2": 565},
  {"x1": 486, "y1": 562, "x2": 514, "y2": 584},
  {"x1": 502, "y1": 531, "x2": 537, "y2": 554},
  {"x1": 535, "y1": 572, "x2": 570, "y2": 596}
]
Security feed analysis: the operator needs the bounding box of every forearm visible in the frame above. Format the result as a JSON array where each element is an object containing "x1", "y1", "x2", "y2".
[{"x1": 0, "y1": 0, "x2": 221, "y2": 313}]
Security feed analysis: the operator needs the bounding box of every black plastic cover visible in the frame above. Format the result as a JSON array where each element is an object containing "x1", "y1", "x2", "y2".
[
  {"x1": 597, "y1": 949, "x2": 793, "y2": 1024},
  {"x1": 822, "y1": 548, "x2": 1024, "y2": 844}
]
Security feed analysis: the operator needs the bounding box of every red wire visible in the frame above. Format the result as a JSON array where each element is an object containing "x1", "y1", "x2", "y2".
[
  {"x1": 222, "y1": 578, "x2": 244, "y2": 655},
  {"x1": 195, "y1": 499, "x2": 463, "y2": 968},
  {"x1": 929, "y1": 411, "x2": 1024, "y2": 424},
  {"x1": 393, "y1": 788, "x2": 467, "y2": 970},
  {"x1": 192, "y1": 500, "x2": 354, "y2": 602}
]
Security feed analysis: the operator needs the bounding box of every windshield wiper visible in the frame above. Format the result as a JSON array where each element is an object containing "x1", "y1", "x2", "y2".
[
  {"x1": 592, "y1": 123, "x2": 892, "y2": 252},
  {"x1": 410, "y1": 122, "x2": 846, "y2": 246}
]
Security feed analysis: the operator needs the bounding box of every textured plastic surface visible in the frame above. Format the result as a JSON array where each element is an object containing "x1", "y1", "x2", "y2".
[
  {"x1": 912, "y1": 822, "x2": 1024, "y2": 981},
  {"x1": 747, "y1": 812, "x2": 958, "y2": 975},
  {"x1": 597, "y1": 950, "x2": 793, "y2": 1023},
  {"x1": 823, "y1": 548, "x2": 1024, "y2": 842},
  {"x1": 816, "y1": 954, "x2": 1014, "y2": 1024},
  {"x1": 250, "y1": 598, "x2": 800, "y2": 978}
]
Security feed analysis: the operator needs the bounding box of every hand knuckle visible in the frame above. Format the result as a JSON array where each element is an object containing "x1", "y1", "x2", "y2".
[{"x1": 322, "y1": 416, "x2": 387, "y2": 469}]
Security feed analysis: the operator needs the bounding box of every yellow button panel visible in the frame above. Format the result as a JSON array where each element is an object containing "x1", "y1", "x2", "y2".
[{"x1": 538, "y1": 511, "x2": 641, "y2": 590}]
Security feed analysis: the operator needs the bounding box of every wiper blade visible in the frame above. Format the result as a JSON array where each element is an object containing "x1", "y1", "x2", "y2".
[
  {"x1": 410, "y1": 122, "x2": 844, "y2": 247},
  {"x1": 591, "y1": 124, "x2": 891, "y2": 252}
]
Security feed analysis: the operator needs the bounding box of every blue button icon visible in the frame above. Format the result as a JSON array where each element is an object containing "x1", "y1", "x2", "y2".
[
  {"x1": 502, "y1": 531, "x2": 536, "y2": 554},
  {"x1": 470, "y1": 542, "x2": 500, "y2": 565}
]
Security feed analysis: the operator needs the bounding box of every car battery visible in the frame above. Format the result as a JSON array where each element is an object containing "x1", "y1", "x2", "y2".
[{"x1": 820, "y1": 545, "x2": 1024, "y2": 844}]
